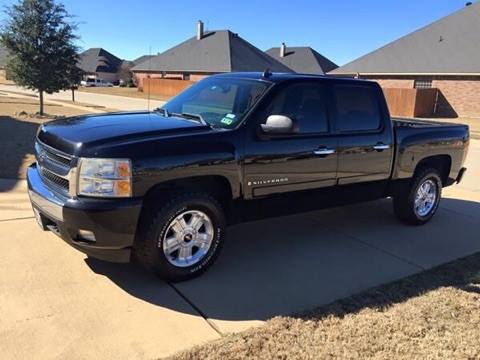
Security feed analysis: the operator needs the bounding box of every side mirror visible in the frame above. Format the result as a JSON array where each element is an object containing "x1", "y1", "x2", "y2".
[{"x1": 260, "y1": 115, "x2": 296, "y2": 134}]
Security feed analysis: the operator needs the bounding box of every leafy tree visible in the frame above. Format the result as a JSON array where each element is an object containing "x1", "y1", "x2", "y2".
[
  {"x1": 118, "y1": 61, "x2": 133, "y2": 86},
  {"x1": 0, "y1": 0, "x2": 81, "y2": 115},
  {"x1": 66, "y1": 62, "x2": 84, "y2": 102}
]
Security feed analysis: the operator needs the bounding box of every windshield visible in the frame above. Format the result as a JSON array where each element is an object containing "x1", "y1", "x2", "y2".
[{"x1": 159, "y1": 77, "x2": 270, "y2": 129}]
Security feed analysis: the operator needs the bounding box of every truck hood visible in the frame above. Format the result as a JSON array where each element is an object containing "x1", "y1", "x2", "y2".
[{"x1": 37, "y1": 111, "x2": 210, "y2": 154}]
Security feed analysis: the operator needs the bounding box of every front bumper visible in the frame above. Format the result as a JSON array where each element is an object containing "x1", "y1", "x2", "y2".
[{"x1": 27, "y1": 163, "x2": 143, "y2": 263}]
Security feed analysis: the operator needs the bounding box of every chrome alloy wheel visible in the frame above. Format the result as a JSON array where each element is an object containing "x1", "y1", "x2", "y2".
[
  {"x1": 161, "y1": 210, "x2": 214, "y2": 267},
  {"x1": 414, "y1": 179, "x2": 437, "y2": 217}
]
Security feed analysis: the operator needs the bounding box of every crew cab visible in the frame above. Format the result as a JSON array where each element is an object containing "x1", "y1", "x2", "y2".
[{"x1": 27, "y1": 73, "x2": 469, "y2": 281}]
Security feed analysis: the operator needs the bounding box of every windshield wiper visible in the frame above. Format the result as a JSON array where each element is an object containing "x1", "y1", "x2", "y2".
[
  {"x1": 171, "y1": 112, "x2": 208, "y2": 126},
  {"x1": 156, "y1": 109, "x2": 215, "y2": 128},
  {"x1": 155, "y1": 107, "x2": 170, "y2": 117}
]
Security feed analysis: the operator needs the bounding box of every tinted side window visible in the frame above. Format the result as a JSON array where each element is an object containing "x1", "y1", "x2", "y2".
[
  {"x1": 333, "y1": 84, "x2": 381, "y2": 132},
  {"x1": 266, "y1": 82, "x2": 329, "y2": 134}
]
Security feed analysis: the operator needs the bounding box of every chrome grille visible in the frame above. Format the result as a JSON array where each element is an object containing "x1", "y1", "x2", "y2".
[
  {"x1": 42, "y1": 146, "x2": 71, "y2": 167},
  {"x1": 40, "y1": 167, "x2": 70, "y2": 190},
  {"x1": 35, "y1": 141, "x2": 75, "y2": 196}
]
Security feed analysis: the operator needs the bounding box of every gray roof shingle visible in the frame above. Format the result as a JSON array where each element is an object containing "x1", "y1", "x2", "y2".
[
  {"x1": 132, "y1": 55, "x2": 155, "y2": 66},
  {"x1": 78, "y1": 48, "x2": 123, "y2": 74},
  {"x1": 132, "y1": 30, "x2": 292, "y2": 73},
  {"x1": 330, "y1": 2, "x2": 480, "y2": 75},
  {"x1": 266, "y1": 46, "x2": 338, "y2": 75}
]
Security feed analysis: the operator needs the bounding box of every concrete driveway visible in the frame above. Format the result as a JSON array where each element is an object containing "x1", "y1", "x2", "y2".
[{"x1": 1, "y1": 140, "x2": 479, "y2": 359}]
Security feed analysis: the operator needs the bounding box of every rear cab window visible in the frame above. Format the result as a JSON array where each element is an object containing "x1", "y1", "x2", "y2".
[{"x1": 333, "y1": 83, "x2": 382, "y2": 132}]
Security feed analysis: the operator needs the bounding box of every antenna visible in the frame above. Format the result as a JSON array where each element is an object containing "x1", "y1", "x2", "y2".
[{"x1": 147, "y1": 45, "x2": 152, "y2": 111}]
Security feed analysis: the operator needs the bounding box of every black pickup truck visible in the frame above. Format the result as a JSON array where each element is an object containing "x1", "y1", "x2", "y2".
[{"x1": 28, "y1": 72, "x2": 469, "y2": 281}]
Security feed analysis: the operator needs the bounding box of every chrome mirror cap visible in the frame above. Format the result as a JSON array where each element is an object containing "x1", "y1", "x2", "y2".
[{"x1": 261, "y1": 115, "x2": 295, "y2": 134}]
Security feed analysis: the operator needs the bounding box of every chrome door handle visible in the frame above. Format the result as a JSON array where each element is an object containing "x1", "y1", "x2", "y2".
[
  {"x1": 314, "y1": 148, "x2": 336, "y2": 155},
  {"x1": 373, "y1": 144, "x2": 390, "y2": 151}
]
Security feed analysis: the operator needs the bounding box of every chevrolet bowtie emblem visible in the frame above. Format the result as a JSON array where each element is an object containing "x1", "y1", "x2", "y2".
[{"x1": 38, "y1": 149, "x2": 46, "y2": 162}]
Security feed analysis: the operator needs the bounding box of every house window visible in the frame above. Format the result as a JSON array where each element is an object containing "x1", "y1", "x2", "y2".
[{"x1": 414, "y1": 79, "x2": 432, "y2": 89}]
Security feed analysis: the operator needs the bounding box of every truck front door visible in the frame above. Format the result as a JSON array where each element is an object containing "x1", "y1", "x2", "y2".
[{"x1": 244, "y1": 81, "x2": 338, "y2": 198}]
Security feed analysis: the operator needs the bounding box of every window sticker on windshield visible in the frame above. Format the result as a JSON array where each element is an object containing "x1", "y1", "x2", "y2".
[
  {"x1": 220, "y1": 117, "x2": 234, "y2": 125},
  {"x1": 225, "y1": 113, "x2": 236, "y2": 119}
]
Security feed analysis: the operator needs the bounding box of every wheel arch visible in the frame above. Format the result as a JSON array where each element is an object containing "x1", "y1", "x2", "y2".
[
  {"x1": 413, "y1": 155, "x2": 452, "y2": 185},
  {"x1": 139, "y1": 175, "x2": 234, "y2": 216}
]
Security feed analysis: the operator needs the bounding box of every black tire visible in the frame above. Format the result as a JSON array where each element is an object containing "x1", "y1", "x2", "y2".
[
  {"x1": 134, "y1": 192, "x2": 226, "y2": 282},
  {"x1": 393, "y1": 168, "x2": 442, "y2": 225}
]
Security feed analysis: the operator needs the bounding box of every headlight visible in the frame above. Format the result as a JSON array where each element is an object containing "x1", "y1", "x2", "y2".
[{"x1": 77, "y1": 158, "x2": 132, "y2": 197}]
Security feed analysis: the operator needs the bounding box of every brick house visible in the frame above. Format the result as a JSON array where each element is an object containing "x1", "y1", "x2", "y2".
[
  {"x1": 330, "y1": 2, "x2": 480, "y2": 118},
  {"x1": 131, "y1": 21, "x2": 291, "y2": 89},
  {"x1": 266, "y1": 43, "x2": 338, "y2": 75},
  {"x1": 78, "y1": 48, "x2": 133, "y2": 84}
]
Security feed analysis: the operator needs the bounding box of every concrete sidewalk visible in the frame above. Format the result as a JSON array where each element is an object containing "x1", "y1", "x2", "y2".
[
  {"x1": 1, "y1": 140, "x2": 479, "y2": 359},
  {"x1": 0, "y1": 84, "x2": 165, "y2": 112}
]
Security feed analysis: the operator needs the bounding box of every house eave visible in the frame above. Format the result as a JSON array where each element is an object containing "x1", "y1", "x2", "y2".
[
  {"x1": 330, "y1": 72, "x2": 480, "y2": 76},
  {"x1": 131, "y1": 69, "x2": 228, "y2": 74}
]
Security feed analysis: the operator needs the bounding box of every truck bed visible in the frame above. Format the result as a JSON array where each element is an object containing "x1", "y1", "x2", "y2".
[
  {"x1": 391, "y1": 117, "x2": 469, "y2": 183},
  {"x1": 392, "y1": 117, "x2": 467, "y2": 129}
]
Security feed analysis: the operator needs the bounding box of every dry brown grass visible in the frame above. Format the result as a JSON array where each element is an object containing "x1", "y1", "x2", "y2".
[
  {"x1": 0, "y1": 71, "x2": 15, "y2": 85},
  {"x1": 78, "y1": 86, "x2": 171, "y2": 101},
  {"x1": 0, "y1": 94, "x2": 89, "y2": 179},
  {"x1": 171, "y1": 253, "x2": 480, "y2": 360},
  {"x1": 0, "y1": 94, "x2": 93, "y2": 118},
  {"x1": 53, "y1": 98, "x2": 118, "y2": 112}
]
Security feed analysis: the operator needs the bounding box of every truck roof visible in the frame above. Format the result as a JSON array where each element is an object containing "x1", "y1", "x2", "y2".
[{"x1": 212, "y1": 71, "x2": 374, "y2": 85}]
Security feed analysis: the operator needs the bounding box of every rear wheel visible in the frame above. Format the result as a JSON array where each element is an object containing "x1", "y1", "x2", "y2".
[
  {"x1": 135, "y1": 192, "x2": 226, "y2": 282},
  {"x1": 393, "y1": 168, "x2": 442, "y2": 225}
]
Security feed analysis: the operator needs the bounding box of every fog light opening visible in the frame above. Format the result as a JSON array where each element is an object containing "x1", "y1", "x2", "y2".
[{"x1": 77, "y1": 229, "x2": 96, "y2": 243}]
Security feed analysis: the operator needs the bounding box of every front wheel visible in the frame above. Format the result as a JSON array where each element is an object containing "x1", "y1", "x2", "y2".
[
  {"x1": 135, "y1": 192, "x2": 226, "y2": 282},
  {"x1": 393, "y1": 168, "x2": 442, "y2": 225}
]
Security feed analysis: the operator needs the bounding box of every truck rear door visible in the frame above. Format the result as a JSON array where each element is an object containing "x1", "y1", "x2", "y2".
[{"x1": 332, "y1": 82, "x2": 394, "y2": 185}]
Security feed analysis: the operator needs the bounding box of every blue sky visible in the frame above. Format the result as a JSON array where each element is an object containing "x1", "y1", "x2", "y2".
[{"x1": 0, "y1": 0, "x2": 472, "y2": 65}]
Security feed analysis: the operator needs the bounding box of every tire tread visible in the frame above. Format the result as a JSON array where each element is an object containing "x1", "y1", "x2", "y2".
[
  {"x1": 134, "y1": 191, "x2": 225, "y2": 281},
  {"x1": 393, "y1": 167, "x2": 442, "y2": 225}
]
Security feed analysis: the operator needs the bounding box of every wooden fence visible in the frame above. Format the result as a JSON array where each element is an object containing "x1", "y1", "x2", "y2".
[
  {"x1": 139, "y1": 80, "x2": 439, "y2": 118},
  {"x1": 141, "y1": 78, "x2": 195, "y2": 98},
  {"x1": 382, "y1": 88, "x2": 437, "y2": 117}
]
